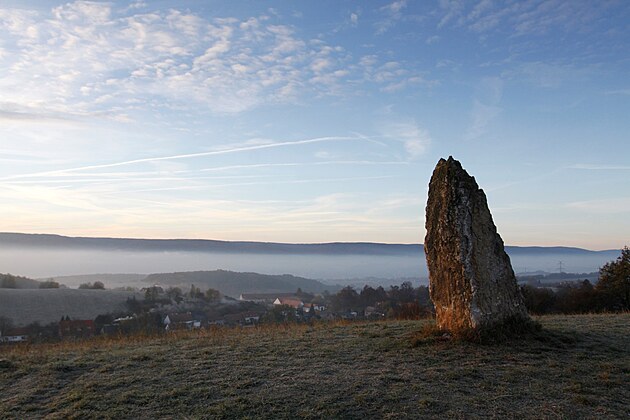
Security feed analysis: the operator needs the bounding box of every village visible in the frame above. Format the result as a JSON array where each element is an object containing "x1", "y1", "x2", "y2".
[{"x1": 0, "y1": 282, "x2": 431, "y2": 344}]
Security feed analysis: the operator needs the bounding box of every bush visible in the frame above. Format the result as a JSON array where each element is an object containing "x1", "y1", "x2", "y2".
[{"x1": 596, "y1": 246, "x2": 630, "y2": 311}]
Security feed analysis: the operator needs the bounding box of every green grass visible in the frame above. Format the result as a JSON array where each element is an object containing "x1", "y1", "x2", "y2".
[{"x1": 1, "y1": 313, "x2": 629, "y2": 419}]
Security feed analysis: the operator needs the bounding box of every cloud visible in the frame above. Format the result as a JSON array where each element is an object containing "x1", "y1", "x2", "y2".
[
  {"x1": 437, "y1": 0, "x2": 465, "y2": 29},
  {"x1": 509, "y1": 61, "x2": 594, "y2": 88},
  {"x1": 436, "y1": 0, "x2": 622, "y2": 37},
  {"x1": 380, "y1": 121, "x2": 431, "y2": 159},
  {"x1": 0, "y1": 2, "x2": 357, "y2": 117},
  {"x1": 350, "y1": 12, "x2": 358, "y2": 26},
  {"x1": 375, "y1": 0, "x2": 407, "y2": 34},
  {"x1": 465, "y1": 101, "x2": 501, "y2": 141},
  {"x1": 465, "y1": 77, "x2": 503, "y2": 140},
  {"x1": 359, "y1": 58, "x2": 436, "y2": 92},
  {"x1": 566, "y1": 197, "x2": 630, "y2": 214},
  {"x1": 200, "y1": 161, "x2": 408, "y2": 173},
  {"x1": 425, "y1": 35, "x2": 440, "y2": 45},
  {"x1": 0, "y1": 135, "x2": 373, "y2": 180},
  {"x1": 568, "y1": 164, "x2": 630, "y2": 171}
]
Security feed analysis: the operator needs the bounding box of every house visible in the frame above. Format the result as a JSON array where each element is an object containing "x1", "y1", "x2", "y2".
[
  {"x1": 302, "y1": 303, "x2": 326, "y2": 313},
  {"x1": 163, "y1": 312, "x2": 201, "y2": 331},
  {"x1": 239, "y1": 293, "x2": 295, "y2": 304},
  {"x1": 0, "y1": 327, "x2": 29, "y2": 343},
  {"x1": 222, "y1": 312, "x2": 262, "y2": 327},
  {"x1": 273, "y1": 297, "x2": 304, "y2": 309},
  {"x1": 364, "y1": 306, "x2": 385, "y2": 318},
  {"x1": 242, "y1": 312, "x2": 261, "y2": 325},
  {"x1": 58, "y1": 319, "x2": 96, "y2": 339}
]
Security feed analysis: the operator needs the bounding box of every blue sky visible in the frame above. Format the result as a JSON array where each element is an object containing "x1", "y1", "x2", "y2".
[{"x1": 0, "y1": 1, "x2": 628, "y2": 249}]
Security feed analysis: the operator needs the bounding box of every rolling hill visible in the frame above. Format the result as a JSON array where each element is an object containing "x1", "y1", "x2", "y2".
[
  {"x1": 0, "y1": 288, "x2": 142, "y2": 326},
  {"x1": 0, "y1": 232, "x2": 620, "y2": 257},
  {"x1": 144, "y1": 270, "x2": 341, "y2": 297}
]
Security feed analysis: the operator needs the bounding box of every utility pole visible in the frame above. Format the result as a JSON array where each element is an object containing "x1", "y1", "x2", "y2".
[{"x1": 558, "y1": 261, "x2": 564, "y2": 273}]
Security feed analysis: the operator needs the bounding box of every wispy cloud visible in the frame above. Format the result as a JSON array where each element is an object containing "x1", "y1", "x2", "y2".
[
  {"x1": 568, "y1": 164, "x2": 630, "y2": 171},
  {"x1": 359, "y1": 57, "x2": 436, "y2": 93},
  {"x1": 0, "y1": 135, "x2": 373, "y2": 180},
  {"x1": 436, "y1": 0, "x2": 621, "y2": 37},
  {"x1": 0, "y1": 3, "x2": 354, "y2": 116},
  {"x1": 375, "y1": 0, "x2": 407, "y2": 34},
  {"x1": 350, "y1": 12, "x2": 359, "y2": 26},
  {"x1": 380, "y1": 120, "x2": 431, "y2": 159},
  {"x1": 566, "y1": 197, "x2": 630, "y2": 214},
  {"x1": 0, "y1": 1, "x2": 435, "y2": 119},
  {"x1": 465, "y1": 77, "x2": 503, "y2": 140},
  {"x1": 201, "y1": 160, "x2": 408, "y2": 172}
]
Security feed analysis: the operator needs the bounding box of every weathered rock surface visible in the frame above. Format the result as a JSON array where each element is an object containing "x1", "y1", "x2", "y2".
[{"x1": 425, "y1": 157, "x2": 530, "y2": 332}]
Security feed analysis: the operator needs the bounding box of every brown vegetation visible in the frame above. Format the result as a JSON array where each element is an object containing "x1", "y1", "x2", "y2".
[{"x1": 1, "y1": 313, "x2": 628, "y2": 418}]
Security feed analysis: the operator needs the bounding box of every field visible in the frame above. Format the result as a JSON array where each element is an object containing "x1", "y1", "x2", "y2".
[
  {"x1": 0, "y1": 289, "x2": 143, "y2": 326},
  {"x1": 1, "y1": 313, "x2": 629, "y2": 419}
]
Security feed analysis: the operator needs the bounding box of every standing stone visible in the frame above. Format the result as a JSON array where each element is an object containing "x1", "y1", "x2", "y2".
[{"x1": 425, "y1": 157, "x2": 530, "y2": 332}]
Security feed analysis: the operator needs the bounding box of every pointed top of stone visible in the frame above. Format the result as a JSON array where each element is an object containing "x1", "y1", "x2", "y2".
[{"x1": 431, "y1": 156, "x2": 480, "y2": 194}]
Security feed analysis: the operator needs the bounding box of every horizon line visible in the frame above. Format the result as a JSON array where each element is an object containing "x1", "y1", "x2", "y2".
[{"x1": 0, "y1": 231, "x2": 622, "y2": 252}]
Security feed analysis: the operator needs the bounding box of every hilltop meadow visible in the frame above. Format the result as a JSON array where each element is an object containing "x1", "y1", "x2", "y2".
[{"x1": 1, "y1": 313, "x2": 628, "y2": 419}]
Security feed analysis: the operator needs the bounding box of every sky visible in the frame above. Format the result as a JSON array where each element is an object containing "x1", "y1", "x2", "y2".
[{"x1": 0, "y1": 0, "x2": 628, "y2": 249}]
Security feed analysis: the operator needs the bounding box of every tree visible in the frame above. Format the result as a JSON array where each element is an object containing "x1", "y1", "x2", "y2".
[
  {"x1": 521, "y1": 285, "x2": 557, "y2": 314},
  {"x1": 39, "y1": 280, "x2": 60, "y2": 289},
  {"x1": 1, "y1": 275, "x2": 17, "y2": 289},
  {"x1": 166, "y1": 287, "x2": 183, "y2": 303},
  {"x1": 333, "y1": 286, "x2": 360, "y2": 311},
  {"x1": 263, "y1": 305, "x2": 297, "y2": 323},
  {"x1": 360, "y1": 286, "x2": 379, "y2": 307},
  {"x1": 596, "y1": 246, "x2": 630, "y2": 311},
  {"x1": 189, "y1": 284, "x2": 203, "y2": 299},
  {"x1": 205, "y1": 288, "x2": 221, "y2": 302},
  {"x1": 126, "y1": 296, "x2": 142, "y2": 313},
  {"x1": 144, "y1": 286, "x2": 160, "y2": 302},
  {"x1": 78, "y1": 282, "x2": 104, "y2": 290}
]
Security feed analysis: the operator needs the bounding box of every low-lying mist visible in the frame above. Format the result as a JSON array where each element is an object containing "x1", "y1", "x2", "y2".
[{"x1": 0, "y1": 247, "x2": 617, "y2": 283}]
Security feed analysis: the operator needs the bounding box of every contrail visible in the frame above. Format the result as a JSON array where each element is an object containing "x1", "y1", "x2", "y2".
[
  {"x1": 201, "y1": 160, "x2": 408, "y2": 172},
  {"x1": 1, "y1": 135, "x2": 372, "y2": 181}
]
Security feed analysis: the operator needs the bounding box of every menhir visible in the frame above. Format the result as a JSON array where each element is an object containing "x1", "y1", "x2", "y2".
[{"x1": 424, "y1": 157, "x2": 530, "y2": 332}]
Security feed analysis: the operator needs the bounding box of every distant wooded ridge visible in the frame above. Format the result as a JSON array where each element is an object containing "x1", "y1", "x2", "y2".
[{"x1": 0, "y1": 232, "x2": 619, "y2": 256}]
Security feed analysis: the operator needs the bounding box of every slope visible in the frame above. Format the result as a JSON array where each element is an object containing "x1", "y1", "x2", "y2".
[{"x1": 144, "y1": 270, "x2": 340, "y2": 297}]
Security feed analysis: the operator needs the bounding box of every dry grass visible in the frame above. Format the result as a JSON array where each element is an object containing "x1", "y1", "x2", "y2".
[{"x1": 1, "y1": 314, "x2": 629, "y2": 419}]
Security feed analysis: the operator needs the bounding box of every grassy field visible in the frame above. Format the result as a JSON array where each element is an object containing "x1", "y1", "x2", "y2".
[
  {"x1": 0, "y1": 289, "x2": 143, "y2": 326},
  {"x1": 1, "y1": 313, "x2": 628, "y2": 419}
]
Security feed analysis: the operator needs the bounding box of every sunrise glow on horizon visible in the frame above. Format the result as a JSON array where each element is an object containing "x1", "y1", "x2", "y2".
[{"x1": 0, "y1": 1, "x2": 628, "y2": 250}]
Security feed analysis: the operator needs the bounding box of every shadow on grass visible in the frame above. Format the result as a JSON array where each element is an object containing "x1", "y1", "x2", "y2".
[{"x1": 409, "y1": 318, "x2": 580, "y2": 350}]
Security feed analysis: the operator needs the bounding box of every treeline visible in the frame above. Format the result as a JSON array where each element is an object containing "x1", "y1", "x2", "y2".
[
  {"x1": 0, "y1": 273, "x2": 39, "y2": 289},
  {"x1": 521, "y1": 247, "x2": 630, "y2": 314},
  {"x1": 322, "y1": 282, "x2": 432, "y2": 319}
]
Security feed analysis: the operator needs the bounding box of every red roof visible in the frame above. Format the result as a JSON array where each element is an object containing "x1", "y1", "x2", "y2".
[{"x1": 275, "y1": 298, "x2": 304, "y2": 308}]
